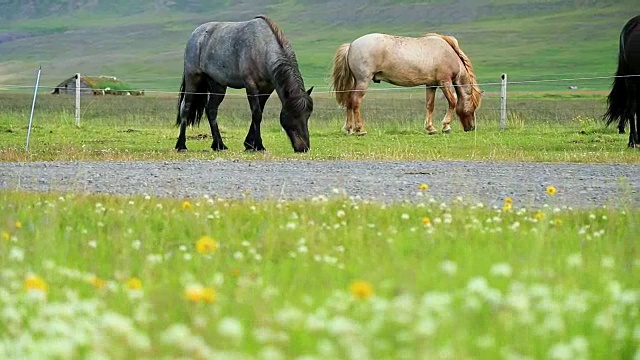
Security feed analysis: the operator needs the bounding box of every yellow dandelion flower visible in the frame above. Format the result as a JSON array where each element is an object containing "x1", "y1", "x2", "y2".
[
  {"x1": 184, "y1": 286, "x2": 203, "y2": 303},
  {"x1": 546, "y1": 185, "x2": 557, "y2": 196},
  {"x1": 349, "y1": 280, "x2": 373, "y2": 300},
  {"x1": 534, "y1": 211, "x2": 545, "y2": 221},
  {"x1": 503, "y1": 203, "x2": 512, "y2": 212},
  {"x1": 89, "y1": 275, "x2": 106, "y2": 289},
  {"x1": 504, "y1": 197, "x2": 513, "y2": 204},
  {"x1": 1, "y1": 231, "x2": 9, "y2": 241},
  {"x1": 126, "y1": 277, "x2": 142, "y2": 290},
  {"x1": 196, "y1": 235, "x2": 218, "y2": 254},
  {"x1": 24, "y1": 274, "x2": 47, "y2": 293},
  {"x1": 182, "y1": 201, "x2": 192, "y2": 210},
  {"x1": 184, "y1": 286, "x2": 216, "y2": 304},
  {"x1": 201, "y1": 287, "x2": 216, "y2": 303},
  {"x1": 15, "y1": 221, "x2": 22, "y2": 229},
  {"x1": 421, "y1": 217, "x2": 431, "y2": 226},
  {"x1": 419, "y1": 183, "x2": 429, "y2": 191},
  {"x1": 553, "y1": 219, "x2": 563, "y2": 226}
]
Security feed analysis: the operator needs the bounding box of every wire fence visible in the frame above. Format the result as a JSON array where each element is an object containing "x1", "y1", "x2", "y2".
[
  {"x1": 0, "y1": 73, "x2": 637, "y2": 96},
  {"x1": 0, "y1": 72, "x2": 625, "y2": 138}
]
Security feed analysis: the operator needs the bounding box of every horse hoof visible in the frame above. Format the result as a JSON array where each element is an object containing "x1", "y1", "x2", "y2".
[
  {"x1": 443, "y1": 129, "x2": 451, "y2": 134},
  {"x1": 176, "y1": 148, "x2": 188, "y2": 152},
  {"x1": 427, "y1": 130, "x2": 438, "y2": 135},
  {"x1": 354, "y1": 130, "x2": 367, "y2": 136}
]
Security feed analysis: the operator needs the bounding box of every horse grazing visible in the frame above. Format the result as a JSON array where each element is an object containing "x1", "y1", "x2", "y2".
[
  {"x1": 330, "y1": 33, "x2": 482, "y2": 135},
  {"x1": 605, "y1": 15, "x2": 640, "y2": 148},
  {"x1": 175, "y1": 15, "x2": 314, "y2": 153}
]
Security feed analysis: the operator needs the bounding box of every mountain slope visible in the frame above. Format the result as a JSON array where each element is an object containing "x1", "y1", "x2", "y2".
[{"x1": 0, "y1": 0, "x2": 636, "y2": 93}]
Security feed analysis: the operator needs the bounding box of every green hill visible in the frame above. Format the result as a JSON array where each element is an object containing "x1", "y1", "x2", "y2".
[{"x1": 0, "y1": 0, "x2": 636, "y2": 94}]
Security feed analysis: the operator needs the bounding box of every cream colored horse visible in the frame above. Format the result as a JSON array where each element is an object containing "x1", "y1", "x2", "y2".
[{"x1": 330, "y1": 33, "x2": 482, "y2": 135}]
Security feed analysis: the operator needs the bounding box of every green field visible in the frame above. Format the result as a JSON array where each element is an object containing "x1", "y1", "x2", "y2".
[
  {"x1": 0, "y1": 1, "x2": 637, "y2": 93},
  {"x1": 1, "y1": 3, "x2": 639, "y2": 358},
  {"x1": 0, "y1": 93, "x2": 638, "y2": 163},
  {"x1": 1, "y1": 189, "x2": 638, "y2": 359}
]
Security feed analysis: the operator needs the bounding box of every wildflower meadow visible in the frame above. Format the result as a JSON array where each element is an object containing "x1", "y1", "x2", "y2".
[{"x1": 1, "y1": 186, "x2": 638, "y2": 359}]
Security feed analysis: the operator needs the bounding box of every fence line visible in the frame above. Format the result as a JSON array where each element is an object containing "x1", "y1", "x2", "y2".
[
  {"x1": 11, "y1": 70, "x2": 621, "y2": 89},
  {"x1": 0, "y1": 73, "x2": 638, "y2": 97}
]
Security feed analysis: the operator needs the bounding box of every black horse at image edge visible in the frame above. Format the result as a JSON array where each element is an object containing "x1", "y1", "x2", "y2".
[{"x1": 605, "y1": 15, "x2": 640, "y2": 148}]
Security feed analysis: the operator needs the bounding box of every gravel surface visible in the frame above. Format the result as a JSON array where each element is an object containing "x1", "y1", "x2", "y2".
[{"x1": 1, "y1": 160, "x2": 638, "y2": 208}]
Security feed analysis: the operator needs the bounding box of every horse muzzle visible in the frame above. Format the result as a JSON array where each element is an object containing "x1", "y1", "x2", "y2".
[
  {"x1": 289, "y1": 131, "x2": 310, "y2": 153},
  {"x1": 293, "y1": 140, "x2": 310, "y2": 153}
]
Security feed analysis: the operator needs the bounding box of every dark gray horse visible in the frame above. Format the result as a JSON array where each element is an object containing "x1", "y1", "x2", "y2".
[{"x1": 175, "y1": 15, "x2": 314, "y2": 152}]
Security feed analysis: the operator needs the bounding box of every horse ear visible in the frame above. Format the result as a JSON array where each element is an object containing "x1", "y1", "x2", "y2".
[{"x1": 306, "y1": 86, "x2": 314, "y2": 95}]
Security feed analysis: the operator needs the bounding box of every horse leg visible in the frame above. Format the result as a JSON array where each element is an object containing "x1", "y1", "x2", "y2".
[
  {"x1": 635, "y1": 92, "x2": 640, "y2": 148},
  {"x1": 343, "y1": 100, "x2": 355, "y2": 135},
  {"x1": 175, "y1": 74, "x2": 202, "y2": 151},
  {"x1": 352, "y1": 83, "x2": 368, "y2": 135},
  {"x1": 440, "y1": 82, "x2": 458, "y2": 134},
  {"x1": 206, "y1": 83, "x2": 228, "y2": 151},
  {"x1": 244, "y1": 89, "x2": 271, "y2": 151},
  {"x1": 424, "y1": 86, "x2": 437, "y2": 135},
  {"x1": 175, "y1": 99, "x2": 189, "y2": 151},
  {"x1": 631, "y1": 87, "x2": 639, "y2": 148},
  {"x1": 628, "y1": 82, "x2": 638, "y2": 148}
]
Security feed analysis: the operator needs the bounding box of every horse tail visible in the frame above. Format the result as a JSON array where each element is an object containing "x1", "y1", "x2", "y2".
[
  {"x1": 604, "y1": 19, "x2": 635, "y2": 128},
  {"x1": 330, "y1": 43, "x2": 355, "y2": 107},
  {"x1": 428, "y1": 33, "x2": 482, "y2": 109},
  {"x1": 175, "y1": 75, "x2": 186, "y2": 127},
  {"x1": 605, "y1": 69, "x2": 628, "y2": 128},
  {"x1": 175, "y1": 74, "x2": 209, "y2": 127}
]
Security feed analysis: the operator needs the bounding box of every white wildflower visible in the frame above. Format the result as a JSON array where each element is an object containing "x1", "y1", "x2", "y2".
[
  {"x1": 490, "y1": 263, "x2": 513, "y2": 277},
  {"x1": 9, "y1": 247, "x2": 25, "y2": 262},
  {"x1": 217, "y1": 317, "x2": 244, "y2": 344},
  {"x1": 566, "y1": 253, "x2": 583, "y2": 268},
  {"x1": 439, "y1": 260, "x2": 457, "y2": 276}
]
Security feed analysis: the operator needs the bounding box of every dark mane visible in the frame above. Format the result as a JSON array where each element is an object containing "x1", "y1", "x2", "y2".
[
  {"x1": 255, "y1": 15, "x2": 312, "y2": 117},
  {"x1": 254, "y1": 15, "x2": 297, "y2": 64}
]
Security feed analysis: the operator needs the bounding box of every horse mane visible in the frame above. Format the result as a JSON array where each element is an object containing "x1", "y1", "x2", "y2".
[
  {"x1": 255, "y1": 15, "x2": 312, "y2": 115},
  {"x1": 255, "y1": 15, "x2": 298, "y2": 65},
  {"x1": 425, "y1": 32, "x2": 482, "y2": 108},
  {"x1": 620, "y1": 15, "x2": 640, "y2": 64}
]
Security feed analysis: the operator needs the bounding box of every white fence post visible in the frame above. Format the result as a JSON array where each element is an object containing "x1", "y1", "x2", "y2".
[
  {"x1": 500, "y1": 73, "x2": 507, "y2": 130},
  {"x1": 26, "y1": 65, "x2": 42, "y2": 152},
  {"x1": 75, "y1": 73, "x2": 81, "y2": 127}
]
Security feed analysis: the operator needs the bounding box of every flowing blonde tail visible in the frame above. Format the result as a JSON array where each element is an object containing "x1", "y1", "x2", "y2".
[
  {"x1": 330, "y1": 43, "x2": 355, "y2": 107},
  {"x1": 427, "y1": 33, "x2": 482, "y2": 108}
]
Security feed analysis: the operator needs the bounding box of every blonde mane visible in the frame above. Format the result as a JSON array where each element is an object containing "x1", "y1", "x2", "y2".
[{"x1": 424, "y1": 33, "x2": 482, "y2": 108}]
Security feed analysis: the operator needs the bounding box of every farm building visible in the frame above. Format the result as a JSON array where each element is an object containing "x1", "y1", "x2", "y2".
[{"x1": 51, "y1": 75, "x2": 143, "y2": 96}]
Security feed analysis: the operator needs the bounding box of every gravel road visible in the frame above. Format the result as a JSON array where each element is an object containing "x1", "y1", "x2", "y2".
[{"x1": 1, "y1": 160, "x2": 638, "y2": 208}]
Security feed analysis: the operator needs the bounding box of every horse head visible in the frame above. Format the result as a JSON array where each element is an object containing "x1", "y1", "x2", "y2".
[
  {"x1": 456, "y1": 84, "x2": 481, "y2": 132},
  {"x1": 280, "y1": 87, "x2": 314, "y2": 152}
]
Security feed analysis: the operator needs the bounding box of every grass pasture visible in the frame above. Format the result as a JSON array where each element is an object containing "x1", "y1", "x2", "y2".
[
  {"x1": 1, "y1": 89, "x2": 639, "y2": 359},
  {"x1": 0, "y1": 92, "x2": 638, "y2": 163},
  {"x1": 2, "y1": 3, "x2": 639, "y2": 358},
  {"x1": 1, "y1": 189, "x2": 638, "y2": 359}
]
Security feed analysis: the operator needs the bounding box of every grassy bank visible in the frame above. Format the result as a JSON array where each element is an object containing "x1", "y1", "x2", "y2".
[{"x1": 0, "y1": 190, "x2": 637, "y2": 358}]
